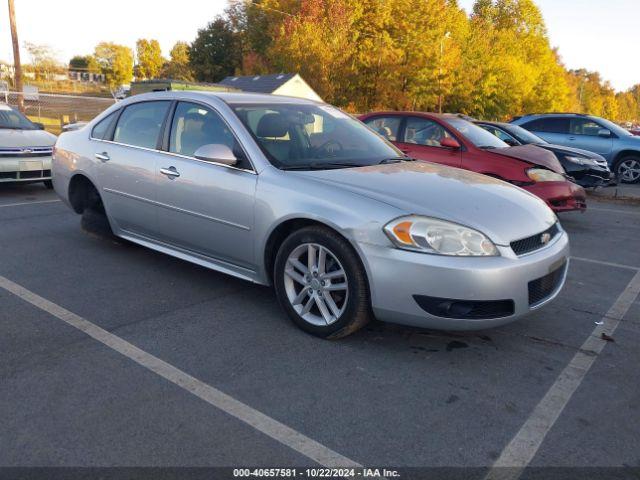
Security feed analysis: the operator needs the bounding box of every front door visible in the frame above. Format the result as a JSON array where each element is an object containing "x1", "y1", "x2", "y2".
[
  {"x1": 96, "y1": 100, "x2": 171, "y2": 237},
  {"x1": 395, "y1": 116, "x2": 462, "y2": 168},
  {"x1": 567, "y1": 118, "x2": 614, "y2": 156},
  {"x1": 155, "y1": 101, "x2": 257, "y2": 271}
]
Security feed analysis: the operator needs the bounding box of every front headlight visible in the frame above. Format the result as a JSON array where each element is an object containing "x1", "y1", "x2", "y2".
[
  {"x1": 384, "y1": 215, "x2": 499, "y2": 256},
  {"x1": 564, "y1": 155, "x2": 594, "y2": 166},
  {"x1": 527, "y1": 168, "x2": 566, "y2": 182}
]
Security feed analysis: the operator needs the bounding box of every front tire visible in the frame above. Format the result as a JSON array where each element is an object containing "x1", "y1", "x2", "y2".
[
  {"x1": 614, "y1": 156, "x2": 640, "y2": 184},
  {"x1": 274, "y1": 226, "x2": 371, "y2": 339}
]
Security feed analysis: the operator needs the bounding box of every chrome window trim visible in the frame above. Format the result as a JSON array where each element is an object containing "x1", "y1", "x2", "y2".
[
  {"x1": 90, "y1": 138, "x2": 257, "y2": 175},
  {"x1": 88, "y1": 97, "x2": 258, "y2": 174}
]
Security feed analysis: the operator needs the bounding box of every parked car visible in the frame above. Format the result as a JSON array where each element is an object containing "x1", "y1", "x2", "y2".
[
  {"x1": 360, "y1": 112, "x2": 586, "y2": 213},
  {"x1": 52, "y1": 92, "x2": 569, "y2": 338},
  {"x1": 511, "y1": 113, "x2": 640, "y2": 183},
  {"x1": 0, "y1": 103, "x2": 57, "y2": 188},
  {"x1": 630, "y1": 127, "x2": 640, "y2": 137},
  {"x1": 475, "y1": 120, "x2": 614, "y2": 188}
]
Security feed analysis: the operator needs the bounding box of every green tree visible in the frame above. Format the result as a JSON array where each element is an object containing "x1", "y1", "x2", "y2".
[
  {"x1": 136, "y1": 38, "x2": 164, "y2": 79},
  {"x1": 94, "y1": 42, "x2": 134, "y2": 90},
  {"x1": 189, "y1": 18, "x2": 241, "y2": 82},
  {"x1": 160, "y1": 41, "x2": 194, "y2": 81},
  {"x1": 69, "y1": 55, "x2": 100, "y2": 73}
]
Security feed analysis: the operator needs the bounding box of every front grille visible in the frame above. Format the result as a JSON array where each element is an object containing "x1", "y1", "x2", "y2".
[
  {"x1": 528, "y1": 262, "x2": 566, "y2": 306},
  {"x1": 0, "y1": 146, "x2": 53, "y2": 158},
  {"x1": 413, "y1": 295, "x2": 515, "y2": 319},
  {"x1": 20, "y1": 170, "x2": 44, "y2": 179},
  {"x1": 511, "y1": 223, "x2": 560, "y2": 256},
  {"x1": 0, "y1": 172, "x2": 17, "y2": 180}
]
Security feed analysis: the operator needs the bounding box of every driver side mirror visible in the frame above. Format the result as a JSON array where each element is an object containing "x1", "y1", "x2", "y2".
[
  {"x1": 33, "y1": 122, "x2": 45, "y2": 130},
  {"x1": 440, "y1": 137, "x2": 461, "y2": 149},
  {"x1": 598, "y1": 129, "x2": 612, "y2": 138},
  {"x1": 194, "y1": 144, "x2": 238, "y2": 166},
  {"x1": 502, "y1": 138, "x2": 519, "y2": 147}
]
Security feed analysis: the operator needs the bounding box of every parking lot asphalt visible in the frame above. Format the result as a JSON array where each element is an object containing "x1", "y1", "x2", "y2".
[{"x1": 1, "y1": 183, "x2": 639, "y2": 475}]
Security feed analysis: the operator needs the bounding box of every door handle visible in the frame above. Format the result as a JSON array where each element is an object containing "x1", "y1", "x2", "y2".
[
  {"x1": 95, "y1": 152, "x2": 110, "y2": 162},
  {"x1": 160, "y1": 167, "x2": 180, "y2": 178}
]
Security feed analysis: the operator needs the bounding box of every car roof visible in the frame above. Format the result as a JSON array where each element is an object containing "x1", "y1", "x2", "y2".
[{"x1": 119, "y1": 90, "x2": 323, "y2": 106}]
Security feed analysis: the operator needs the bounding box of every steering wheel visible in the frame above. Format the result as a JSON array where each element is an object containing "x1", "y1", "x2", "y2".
[{"x1": 313, "y1": 139, "x2": 344, "y2": 158}]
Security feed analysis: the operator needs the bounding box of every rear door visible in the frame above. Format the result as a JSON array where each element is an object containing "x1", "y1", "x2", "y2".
[
  {"x1": 395, "y1": 116, "x2": 462, "y2": 168},
  {"x1": 154, "y1": 101, "x2": 257, "y2": 270},
  {"x1": 95, "y1": 100, "x2": 171, "y2": 237},
  {"x1": 520, "y1": 117, "x2": 570, "y2": 146}
]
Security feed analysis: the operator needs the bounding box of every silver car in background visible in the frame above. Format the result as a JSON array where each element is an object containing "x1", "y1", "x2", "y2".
[
  {"x1": 52, "y1": 91, "x2": 569, "y2": 338},
  {"x1": 0, "y1": 104, "x2": 57, "y2": 188}
]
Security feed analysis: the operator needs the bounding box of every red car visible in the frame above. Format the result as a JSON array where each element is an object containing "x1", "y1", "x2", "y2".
[{"x1": 359, "y1": 112, "x2": 586, "y2": 213}]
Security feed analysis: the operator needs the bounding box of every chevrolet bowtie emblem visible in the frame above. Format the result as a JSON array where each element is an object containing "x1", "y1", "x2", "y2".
[
  {"x1": 541, "y1": 232, "x2": 552, "y2": 245},
  {"x1": 22, "y1": 148, "x2": 33, "y2": 154}
]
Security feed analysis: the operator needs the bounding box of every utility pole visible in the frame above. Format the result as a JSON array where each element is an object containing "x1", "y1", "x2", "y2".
[
  {"x1": 8, "y1": 0, "x2": 24, "y2": 111},
  {"x1": 438, "y1": 32, "x2": 451, "y2": 114}
]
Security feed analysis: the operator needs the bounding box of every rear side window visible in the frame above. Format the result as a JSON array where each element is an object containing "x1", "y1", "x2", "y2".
[
  {"x1": 113, "y1": 101, "x2": 170, "y2": 149},
  {"x1": 364, "y1": 116, "x2": 401, "y2": 142},
  {"x1": 91, "y1": 110, "x2": 119, "y2": 140},
  {"x1": 521, "y1": 118, "x2": 570, "y2": 134}
]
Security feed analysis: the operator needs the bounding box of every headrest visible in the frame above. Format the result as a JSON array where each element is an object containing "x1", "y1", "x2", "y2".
[{"x1": 257, "y1": 113, "x2": 288, "y2": 138}]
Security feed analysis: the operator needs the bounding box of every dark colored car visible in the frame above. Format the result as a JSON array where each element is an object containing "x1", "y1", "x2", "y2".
[
  {"x1": 359, "y1": 112, "x2": 586, "y2": 213},
  {"x1": 475, "y1": 120, "x2": 614, "y2": 188}
]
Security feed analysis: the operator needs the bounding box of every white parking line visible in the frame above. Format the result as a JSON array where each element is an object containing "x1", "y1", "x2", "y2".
[
  {"x1": 571, "y1": 256, "x2": 640, "y2": 271},
  {"x1": 0, "y1": 199, "x2": 61, "y2": 208},
  {"x1": 0, "y1": 275, "x2": 360, "y2": 468},
  {"x1": 485, "y1": 270, "x2": 640, "y2": 480}
]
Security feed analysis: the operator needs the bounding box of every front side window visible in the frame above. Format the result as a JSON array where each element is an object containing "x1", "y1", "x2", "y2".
[
  {"x1": 113, "y1": 101, "x2": 170, "y2": 149},
  {"x1": 570, "y1": 118, "x2": 604, "y2": 136},
  {"x1": 364, "y1": 116, "x2": 401, "y2": 142},
  {"x1": 0, "y1": 105, "x2": 37, "y2": 130},
  {"x1": 169, "y1": 102, "x2": 239, "y2": 158},
  {"x1": 230, "y1": 103, "x2": 401, "y2": 169},
  {"x1": 403, "y1": 117, "x2": 454, "y2": 147}
]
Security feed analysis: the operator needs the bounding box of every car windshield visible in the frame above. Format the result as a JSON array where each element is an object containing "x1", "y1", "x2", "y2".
[
  {"x1": 505, "y1": 124, "x2": 547, "y2": 144},
  {"x1": 594, "y1": 117, "x2": 633, "y2": 137},
  {"x1": 230, "y1": 103, "x2": 403, "y2": 169},
  {"x1": 0, "y1": 105, "x2": 37, "y2": 130},
  {"x1": 445, "y1": 118, "x2": 509, "y2": 149}
]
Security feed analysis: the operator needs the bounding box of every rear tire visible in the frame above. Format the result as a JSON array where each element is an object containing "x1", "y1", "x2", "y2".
[
  {"x1": 614, "y1": 156, "x2": 640, "y2": 184},
  {"x1": 274, "y1": 226, "x2": 371, "y2": 339},
  {"x1": 43, "y1": 180, "x2": 53, "y2": 189},
  {"x1": 79, "y1": 188, "x2": 115, "y2": 239}
]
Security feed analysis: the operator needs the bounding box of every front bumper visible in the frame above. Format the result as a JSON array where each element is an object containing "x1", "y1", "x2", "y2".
[
  {"x1": 0, "y1": 156, "x2": 52, "y2": 183},
  {"x1": 524, "y1": 181, "x2": 586, "y2": 213},
  {"x1": 360, "y1": 230, "x2": 570, "y2": 330}
]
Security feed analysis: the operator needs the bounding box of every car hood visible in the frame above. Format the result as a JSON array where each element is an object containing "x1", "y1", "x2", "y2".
[
  {"x1": 294, "y1": 161, "x2": 557, "y2": 246},
  {"x1": 535, "y1": 143, "x2": 606, "y2": 161},
  {"x1": 491, "y1": 144, "x2": 564, "y2": 173},
  {"x1": 0, "y1": 128, "x2": 57, "y2": 147}
]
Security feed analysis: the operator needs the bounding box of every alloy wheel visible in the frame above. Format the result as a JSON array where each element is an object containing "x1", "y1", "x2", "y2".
[
  {"x1": 617, "y1": 158, "x2": 640, "y2": 183},
  {"x1": 283, "y1": 243, "x2": 349, "y2": 326}
]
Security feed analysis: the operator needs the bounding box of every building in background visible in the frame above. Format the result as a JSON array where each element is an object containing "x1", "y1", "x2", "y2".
[{"x1": 218, "y1": 73, "x2": 322, "y2": 102}]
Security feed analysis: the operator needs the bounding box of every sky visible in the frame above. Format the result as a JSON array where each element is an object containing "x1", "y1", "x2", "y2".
[{"x1": 1, "y1": 0, "x2": 638, "y2": 92}]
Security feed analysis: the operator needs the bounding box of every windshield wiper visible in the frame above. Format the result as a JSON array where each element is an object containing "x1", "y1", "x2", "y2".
[{"x1": 377, "y1": 157, "x2": 412, "y2": 164}]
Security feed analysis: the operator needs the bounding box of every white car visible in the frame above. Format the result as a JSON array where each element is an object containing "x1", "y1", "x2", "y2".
[{"x1": 0, "y1": 104, "x2": 57, "y2": 188}]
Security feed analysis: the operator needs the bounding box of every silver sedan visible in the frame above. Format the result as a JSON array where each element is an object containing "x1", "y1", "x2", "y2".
[{"x1": 52, "y1": 91, "x2": 569, "y2": 338}]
